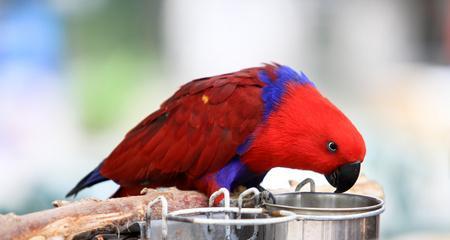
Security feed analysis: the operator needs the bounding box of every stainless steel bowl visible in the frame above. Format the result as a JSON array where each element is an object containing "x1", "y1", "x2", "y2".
[
  {"x1": 141, "y1": 188, "x2": 297, "y2": 240},
  {"x1": 157, "y1": 207, "x2": 296, "y2": 240},
  {"x1": 264, "y1": 192, "x2": 384, "y2": 216},
  {"x1": 261, "y1": 178, "x2": 385, "y2": 240}
]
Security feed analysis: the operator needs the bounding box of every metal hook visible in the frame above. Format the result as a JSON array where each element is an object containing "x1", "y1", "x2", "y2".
[
  {"x1": 237, "y1": 188, "x2": 260, "y2": 219},
  {"x1": 208, "y1": 188, "x2": 231, "y2": 208},
  {"x1": 237, "y1": 188, "x2": 260, "y2": 235},
  {"x1": 145, "y1": 196, "x2": 168, "y2": 240},
  {"x1": 208, "y1": 188, "x2": 231, "y2": 240},
  {"x1": 295, "y1": 178, "x2": 316, "y2": 192}
]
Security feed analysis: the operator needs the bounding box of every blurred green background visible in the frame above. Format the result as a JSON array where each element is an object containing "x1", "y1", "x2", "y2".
[{"x1": 0, "y1": 1, "x2": 449, "y2": 239}]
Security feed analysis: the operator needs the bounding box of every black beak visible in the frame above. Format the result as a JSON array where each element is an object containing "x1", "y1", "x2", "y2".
[{"x1": 325, "y1": 162, "x2": 361, "y2": 193}]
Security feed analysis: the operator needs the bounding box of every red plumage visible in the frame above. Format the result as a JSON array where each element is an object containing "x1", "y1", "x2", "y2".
[
  {"x1": 242, "y1": 83, "x2": 366, "y2": 175},
  {"x1": 99, "y1": 67, "x2": 266, "y2": 197},
  {"x1": 67, "y1": 63, "x2": 366, "y2": 198}
]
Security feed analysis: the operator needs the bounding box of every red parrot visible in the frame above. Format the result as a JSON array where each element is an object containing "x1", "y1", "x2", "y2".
[{"x1": 67, "y1": 64, "x2": 365, "y2": 198}]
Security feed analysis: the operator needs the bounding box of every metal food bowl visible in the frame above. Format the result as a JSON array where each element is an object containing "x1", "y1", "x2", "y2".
[
  {"x1": 262, "y1": 178, "x2": 385, "y2": 240},
  {"x1": 140, "y1": 188, "x2": 296, "y2": 240},
  {"x1": 160, "y1": 207, "x2": 296, "y2": 240},
  {"x1": 264, "y1": 192, "x2": 383, "y2": 216},
  {"x1": 139, "y1": 179, "x2": 385, "y2": 240}
]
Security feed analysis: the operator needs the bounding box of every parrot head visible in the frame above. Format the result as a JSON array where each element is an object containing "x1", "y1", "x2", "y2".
[
  {"x1": 242, "y1": 65, "x2": 366, "y2": 193},
  {"x1": 282, "y1": 83, "x2": 366, "y2": 193}
]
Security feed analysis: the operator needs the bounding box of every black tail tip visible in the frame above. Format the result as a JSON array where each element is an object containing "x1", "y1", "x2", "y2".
[
  {"x1": 65, "y1": 165, "x2": 108, "y2": 198},
  {"x1": 65, "y1": 188, "x2": 78, "y2": 198}
]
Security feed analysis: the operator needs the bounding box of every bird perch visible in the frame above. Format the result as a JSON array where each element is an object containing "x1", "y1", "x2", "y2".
[{"x1": 0, "y1": 188, "x2": 207, "y2": 240}]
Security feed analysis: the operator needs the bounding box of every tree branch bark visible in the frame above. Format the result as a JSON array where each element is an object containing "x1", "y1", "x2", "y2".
[{"x1": 0, "y1": 188, "x2": 207, "y2": 240}]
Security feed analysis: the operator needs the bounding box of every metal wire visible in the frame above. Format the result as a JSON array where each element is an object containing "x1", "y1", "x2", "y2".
[
  {"x1": 237, "y1": 187, "x2": 260, "y2": 219},
  {"x1": 294, "y1": 205, "x2": 386, "y2": 221},
  {"x1": 295, "y1": 178, "x2": 316, "y2": 192},
  {"x1": 145, "y1": 196, "x2": 168, "y2": 240},
  {"x1": 167, "y1": 207, "x2": 297, "y2": 225},
  {"x1": 207, "y1": 188, "x2": 231, "y2": 239}
]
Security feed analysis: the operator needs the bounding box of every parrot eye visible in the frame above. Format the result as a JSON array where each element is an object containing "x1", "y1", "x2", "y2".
[{"x1": 327, "y1": 141, "x2": 338, "y2": 152}]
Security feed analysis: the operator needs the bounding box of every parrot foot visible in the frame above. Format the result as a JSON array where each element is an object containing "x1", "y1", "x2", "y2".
[
  {"x1": 52, "y1": 200, "x2": 72, "y2": 208},
  {"x1": 230, "y1": 185, "x2": 260, "y2": 207},
  {"x1": 140, "y1": 187, "x2": 153, "y2": 195},
  {"x1": 231, "y1": 185, "x2": 248, "y2": 199},
  {"x1": 140, "y1": 187, "x2": 170, "y2": 195}
]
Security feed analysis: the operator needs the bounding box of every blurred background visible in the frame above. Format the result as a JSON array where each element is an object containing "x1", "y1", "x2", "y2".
[{"x1": 0, "y1": 0, "x2": 449, "y2": 239}]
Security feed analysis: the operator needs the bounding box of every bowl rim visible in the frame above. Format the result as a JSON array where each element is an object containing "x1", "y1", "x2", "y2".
[
  {"x1": 264, "y1": 192, "x2": 384, "y2": 212},
  {"x1": 167, "y1": 207, "x2": 297, "y2": 226}
]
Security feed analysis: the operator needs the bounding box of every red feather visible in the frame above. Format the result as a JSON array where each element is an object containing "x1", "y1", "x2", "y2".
[
  {"x1": 242, "y1": 83, "x2": 366, "y2": 175},
  {"x1": 99, "y1": 67, "x2": 265, "y2": 196},
  {"x1": 67, "y1": 64, "x2": 366, "y2": 199}
]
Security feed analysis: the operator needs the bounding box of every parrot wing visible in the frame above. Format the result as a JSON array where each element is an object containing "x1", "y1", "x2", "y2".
[{"x1": 99, "y1": 68, "x2": 265, "y2": 188}]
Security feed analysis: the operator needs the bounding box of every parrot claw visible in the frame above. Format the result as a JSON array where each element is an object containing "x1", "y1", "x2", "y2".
[
  {"x1": 231, "y1": 185, "x2": 248, "y2": 198},
  {"x1": 140, "y1": 188, "x2": 151, "y2": 195},
  {"x1": 140, "y1": 187, "x2": 169, "y2": 195},
  {"x1": 52, "y1": 200, "x2": 72, "y2": 208}
]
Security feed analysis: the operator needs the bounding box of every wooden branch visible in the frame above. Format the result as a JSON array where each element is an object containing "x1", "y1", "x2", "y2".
[
  {"x1": 0, "y1": 176, "x2": 384, "y2": 239},
  {"x1": 0, "y1": 188, "x2": 207, "y2": 240}
]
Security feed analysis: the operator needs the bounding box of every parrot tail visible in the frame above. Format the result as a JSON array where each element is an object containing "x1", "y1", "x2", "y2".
[{"x1": 66, "y1": 165, "x2": 108, "y2": 197}]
